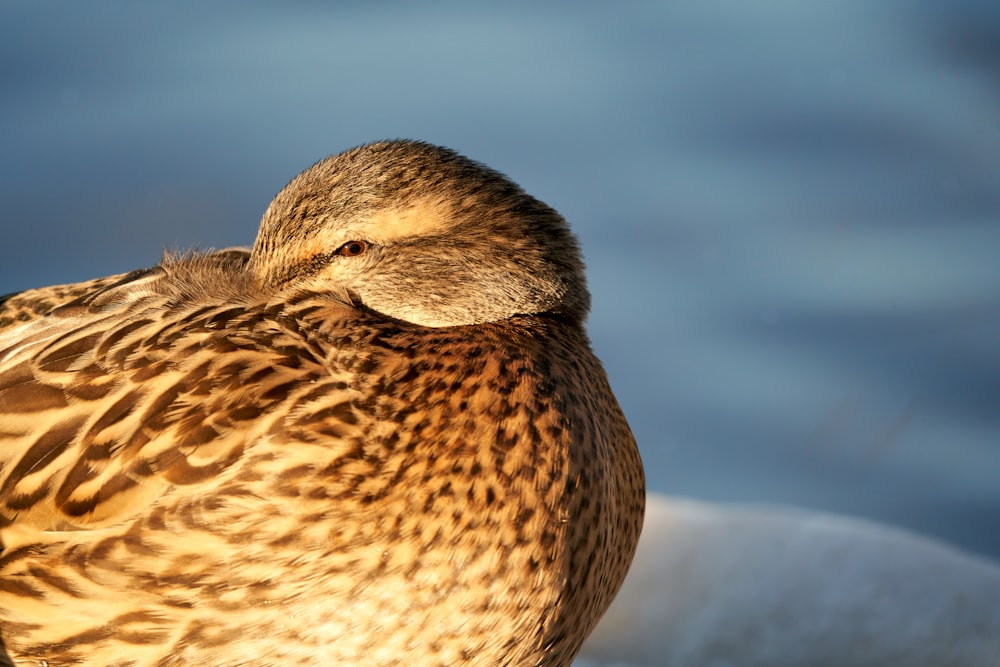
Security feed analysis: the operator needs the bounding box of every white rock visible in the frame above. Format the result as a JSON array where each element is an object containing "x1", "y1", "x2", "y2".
[{"x1": 577, "y1": 494, "x2": 1000, "y2": 667}]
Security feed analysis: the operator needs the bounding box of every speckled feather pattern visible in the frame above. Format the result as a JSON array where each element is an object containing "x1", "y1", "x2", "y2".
[{"x1": 0, "y1": 141, "x2": 644, "y2": 666}]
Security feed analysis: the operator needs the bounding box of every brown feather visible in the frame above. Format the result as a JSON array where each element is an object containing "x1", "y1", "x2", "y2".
[{"x1": 0, "y1": 140, "x2": 643, "y2": 666}]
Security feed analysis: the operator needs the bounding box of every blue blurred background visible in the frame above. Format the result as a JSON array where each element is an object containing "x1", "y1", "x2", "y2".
[{"x1": 2, "y1": 2, "x2": 998, "y2": 558}]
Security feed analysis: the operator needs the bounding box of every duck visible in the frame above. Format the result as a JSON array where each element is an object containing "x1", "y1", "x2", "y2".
[
  {"x1": 0, "y1": 140, "x2": 645, "y2": 666},
  {"x1": 576, "y1": 493, "x2": 1000, "y2": 667}
]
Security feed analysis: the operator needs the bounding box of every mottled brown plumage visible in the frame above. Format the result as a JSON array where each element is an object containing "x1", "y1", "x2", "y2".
[{"x1": 0, "y1": 140, "x2": 644, "y2": 666}]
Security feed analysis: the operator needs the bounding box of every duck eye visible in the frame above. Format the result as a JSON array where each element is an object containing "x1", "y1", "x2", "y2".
[{"x1": 337, "y1": 240, "x2": 368, "y2": 256}]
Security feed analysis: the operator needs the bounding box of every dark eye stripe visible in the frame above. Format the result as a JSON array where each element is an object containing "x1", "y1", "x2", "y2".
[{"x1": 266, "y1": 241, "x2": 370, "y2": 287}]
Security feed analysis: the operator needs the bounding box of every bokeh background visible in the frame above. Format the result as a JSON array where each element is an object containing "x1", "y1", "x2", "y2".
[{"x1": 2, "y1": 2, "x2": 998, "y2": 558}]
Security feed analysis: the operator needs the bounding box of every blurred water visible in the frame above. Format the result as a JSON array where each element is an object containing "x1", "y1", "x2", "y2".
[{"x1": 1, "y1": 1, "x2": 998, "y2": 557}]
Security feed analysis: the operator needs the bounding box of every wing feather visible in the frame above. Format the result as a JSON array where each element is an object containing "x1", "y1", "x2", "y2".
[
  {"x1": 0, "y1": 274, "x2": 131, "y2": 332},
  {"x1": 0, "y1": 249, "x2": 355, "y2": 531}
]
